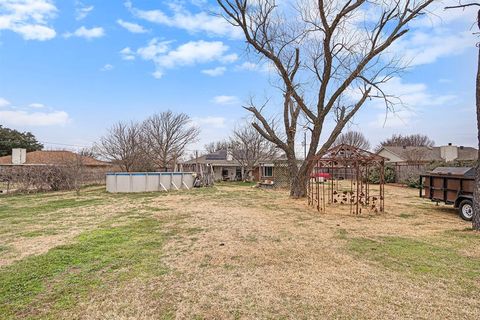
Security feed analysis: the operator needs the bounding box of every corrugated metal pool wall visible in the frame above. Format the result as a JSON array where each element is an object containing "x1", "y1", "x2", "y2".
[{"x1": 106, "y1": 172, "x2": 195, "y2": 193}]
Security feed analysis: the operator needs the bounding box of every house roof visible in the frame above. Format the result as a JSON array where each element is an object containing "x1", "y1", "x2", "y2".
[
  {"x1": 183, "y1": 150, "x2": 241, "y2": 166},
  {"x1": 0, "y1": 150, "x2": 111, "y2": 167},
  {"x1": 379, "y1": 146, "x2": 477, "y2": 162},
  {"x1": 457, "y1": 147, "x2": 478, "y2": 161},
  {"x1": 183, "y1": 149, "x2": 285, "y2": 166}
]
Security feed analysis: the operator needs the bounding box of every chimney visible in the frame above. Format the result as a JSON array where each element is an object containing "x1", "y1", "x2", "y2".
[
  {"x1": 440, "y1": 144, "x2": 458, "y2": 162},
  {"x1": 12, "y1": 148, "x2": 26, "y2": 165},
  {"x1": 226, "y1": 149, "x2": 233, "y2": 161}
]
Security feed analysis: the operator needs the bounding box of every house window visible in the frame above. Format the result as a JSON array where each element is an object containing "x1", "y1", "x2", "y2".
[{"x1": 262, "y1": 166, "x2": 273, "y2": 177}]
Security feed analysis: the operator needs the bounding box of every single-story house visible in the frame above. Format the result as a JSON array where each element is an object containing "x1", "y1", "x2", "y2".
[
  {"x1": 377, "y1": 144, "x2": 477, "y2": 163},
  {"x1": 0, "y1": 148, "x2": 113, "y2": 184},
  {"x1": 0, "y1": 149, "x2": 111, "y2": 167},
  {"x1": 182, "y1": 149, "x2": 280, "y2": 182},
  {"x1": 377, "y1": 144, "x2": 477, "y2": 183}
]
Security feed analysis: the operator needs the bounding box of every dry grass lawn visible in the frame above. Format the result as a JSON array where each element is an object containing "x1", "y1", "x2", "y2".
[{"x1": 0, "y1": 182, "x2": 479, "y2": 319}]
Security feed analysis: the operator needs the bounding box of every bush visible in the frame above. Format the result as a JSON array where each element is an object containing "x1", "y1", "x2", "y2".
[
  {"x1": 367, "y1": 165, "x2": 395, "y2": 184},
  {"x1": 0, "y1": 166, "x2": 81, "y2": 193},
  {"x1": 405, "y1": 176, "x2": 422, "y2": 188}
]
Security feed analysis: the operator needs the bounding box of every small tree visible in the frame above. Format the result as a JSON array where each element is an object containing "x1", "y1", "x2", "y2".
[
  {"x1": 229, "y1": 123, "x2": 279, "y2": 180},
  {"x1": 95, "y1": 121, "x2": 147, "y2": 172},
  {"x1": 142, "y1": 111, "x2": 200, "y2": 171},
  {"x1": 0, "y1": 125, "x2": 43, "y2": 156},
  {"x1": 332, "y1": 131, "x2": 370, "y2": 150}
]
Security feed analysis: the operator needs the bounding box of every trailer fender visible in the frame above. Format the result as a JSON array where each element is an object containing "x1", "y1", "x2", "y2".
[{"x1": 454, "y1": 195, "x2": 473, "y2": 208}]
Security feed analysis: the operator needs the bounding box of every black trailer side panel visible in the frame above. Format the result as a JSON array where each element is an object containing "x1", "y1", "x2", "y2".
[{"x1": 420, "y1": 167, "x2": 474, "y2": 206}]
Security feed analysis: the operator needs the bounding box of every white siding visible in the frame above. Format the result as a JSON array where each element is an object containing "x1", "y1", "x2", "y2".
[{"x1": 378, "y1": 149, "x2": 405, "y2": 163}]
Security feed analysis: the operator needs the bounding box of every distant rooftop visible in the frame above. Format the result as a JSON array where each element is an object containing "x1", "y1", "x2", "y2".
[{"x1": 0, "y1": 150, "x2": 111, "y2": 167}]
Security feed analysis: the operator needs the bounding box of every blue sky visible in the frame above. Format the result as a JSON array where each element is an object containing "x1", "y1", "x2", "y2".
[{"x1": 0, "y1": 0, "x2": 477, "y2": 155}]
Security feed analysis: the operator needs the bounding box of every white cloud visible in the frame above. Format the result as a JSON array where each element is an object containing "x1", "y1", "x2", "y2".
[
  {"x1": 366, "y1": 77, "x2": 457, "y2": 128},
  {"x1": 120, "y1": 47, "x2": 135, "y2": 60},
  {"x1": 390, "y1": 30, "x2": 475, "y2": 67},
  {"x1": 411, "y1": 3, "x2": 477, "y2": 28},
  {"x1": 65, "y1": 26, "x2": 105, "y2": 39},
  {"x1": 136, "y1": 38, "x2": 170, "y2": 60},
  {"x1": 75, "y1": 1, "x2": 94, "y2": 21},
  {"x1": 235, "y1": 61, "x2": 273, "y2": 73},
  {"x1": 155, "y1": 41, "x2": 235, "y2": 68},
  {"x1": 100, "y1": 64, "x2": 114, "y2": 71},
  {"x1": 0, "y1": 97, "x2": 10, "y2": 107},
  {"x1": 0, "y1": 98, "x2": 70, "y2": 126},
  {"x1": 126, "y1": 1, "x2": 242, "y2": 39},
  {"x1": 201, "y1": 66, "x2": 226, "y2": 76},
  {"x1": 236, "y1": 62, "x2": 258, "y2": 71},
  {"x1": 211, "y1": 95, "x2": 239, "y2": 105},
  {"x1": 132, "y1": 39, "x2": 237, "y2": 78},
  {"x1": 117, "y1": 19, "x2": 147, "y2": 33},
  {"x1": 220, "y1": 53, "x2": 238, "y2": 63},
  {"x1": 29, "y1": 103, "x2": 45, "y2": 108},
  {"x1": 0, "y1": 0, "x2": 57, "y2": 40},
  {"x1": 152, "y1": 70, "x2": 163, "y2": 79},
  {"x1": 192, "y1": 116, "x2": 226, "y2": 128},
  {"x1": 381, "y1": 1, "x2": 477, "y2": 68},
  {"x1": 0, "y1": 110, "x2": 70, "y2": 126}
]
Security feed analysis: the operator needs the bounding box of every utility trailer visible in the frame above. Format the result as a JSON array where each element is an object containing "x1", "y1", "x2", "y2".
[{"x1": 419, "y1": 167, "x2": 474, "y2": 221}]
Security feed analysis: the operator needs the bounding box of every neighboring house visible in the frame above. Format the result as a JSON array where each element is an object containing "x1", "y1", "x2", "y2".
[
  {"x1": 0, "y1": 148, "x2": 113, "y2": 184},
  {"x1": 377, "y1": 144, "x2": 477, "y2": 163},
  {"x1": 182, "y1": 149, "x2": 280, "y2": 182},
  {"x1": 0, "y1": 149, "x2": 110, "y2": 167},
  {"x1": 377, "y1": 144, "x2": 477, "y2": 183}
]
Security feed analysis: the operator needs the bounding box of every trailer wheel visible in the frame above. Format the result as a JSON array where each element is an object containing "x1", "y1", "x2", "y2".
[{"x1": 458, "y1": 199, "x2": 474, "y2": 221}]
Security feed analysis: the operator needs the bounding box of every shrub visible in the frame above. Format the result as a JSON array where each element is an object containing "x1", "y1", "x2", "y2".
[
  {"x1": 367, "y1": 165, "x2": 395, "y2": 184},
  {"x1": 405, "y1": 176, "x2": 422, "y2": 188}
]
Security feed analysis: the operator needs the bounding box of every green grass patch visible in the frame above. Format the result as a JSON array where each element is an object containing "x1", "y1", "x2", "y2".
[
  {"x1": 0, "y1": 198, "x2": 103, "y2": 220},
  {"x1": 0, "y1": 217, "x2": 166, "y2": 319},
  {"x1": 216, "y1": 181, "x2": 257, "y2": 187},
  {"x1": 20, "y1": 229, "x2": 59, "y2": 238},
  {"x1": 347, "y1": 236, "x2": 480, "y2": 290},
  {"x1": 0, "y1": 245, "x2": 10, "y2": 253},
  {"x1": 398, "y1": 213, "x2": 415, "y2": 219},
  {"x1": 336, "y1": 228, "x2": 348, "y2": 240}
]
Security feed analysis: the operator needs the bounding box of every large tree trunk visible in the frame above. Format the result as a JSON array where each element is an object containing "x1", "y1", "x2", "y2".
[
  {"x1": 473, "y1": 45, "x2": 480, "y2": 230},
  {"x1": 290, "y1": 173, "x2": 308, "y2": 198},
  {"x1": 288, "y1": 157, "x2": 311, "y2": 198}
]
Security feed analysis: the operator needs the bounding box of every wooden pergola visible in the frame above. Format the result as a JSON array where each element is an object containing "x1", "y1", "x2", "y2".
[{"x1": 307, "y1": 144, "x2": 386, "y2": 214}]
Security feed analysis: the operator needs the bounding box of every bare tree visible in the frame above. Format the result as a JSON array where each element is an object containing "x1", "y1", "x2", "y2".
[
  {"x1": 229, "y1": 123, "x2": 279, "y2": 180},
  {"x1": 332, "y1": 131, "x2": 370, "y2": 150},
  {"x1": 142, "y1": 111, "x2": 200, "y2": 171},
  {"x1": 61, "y1": 148, "x2": 104, "y2": 194},
  {"x1": 95, "y1": 121, "x2": 146, "y2": 172},
  {"x1": 376, "y1": 133, "x2": 435, "y2": 151},
  {"x1": 445, "y1": 2, "x2": 480, "y2": 230},
  {"x1": 204, "y1": 140, "x2": 229, "y2": 153},
  {"x1": 61, "y1": 152, "x2": 85, "y2": 195},
  {"x1": 217, "y1": 0, "x2": 435, "y2": 197}
]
